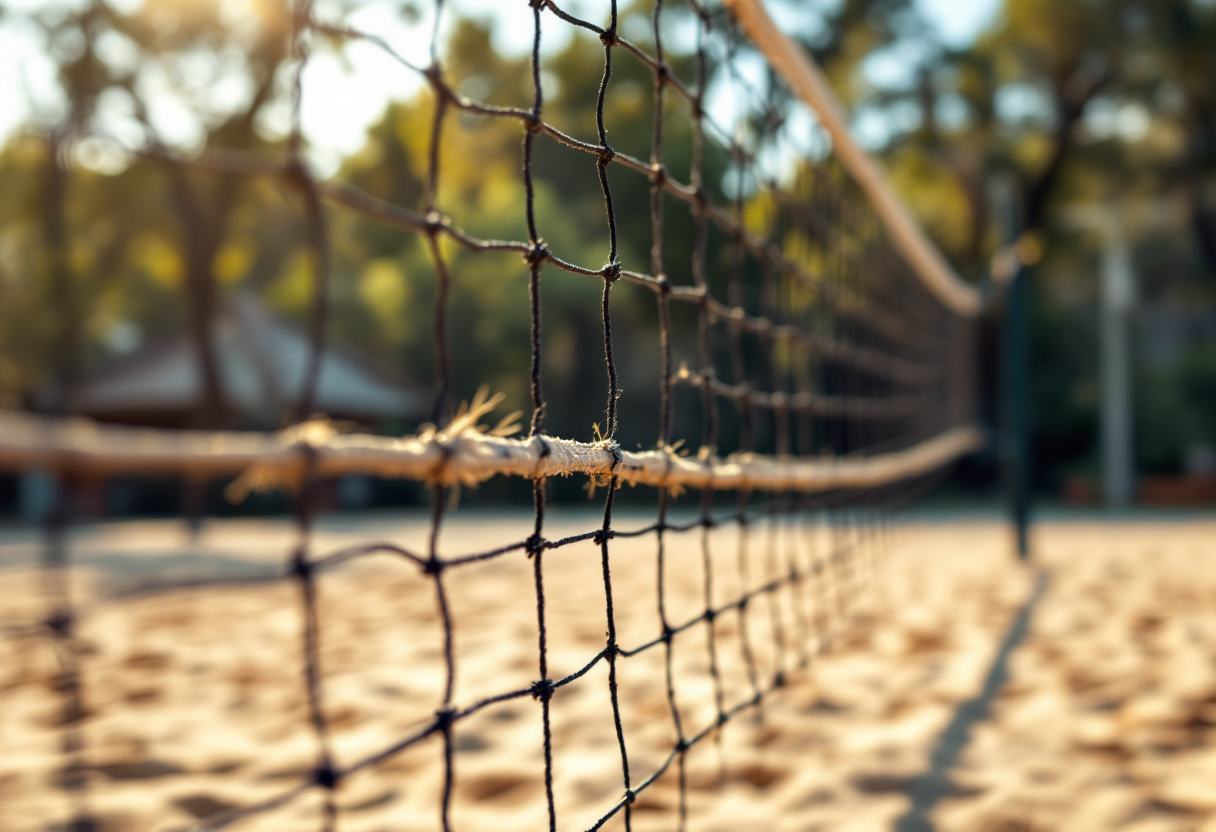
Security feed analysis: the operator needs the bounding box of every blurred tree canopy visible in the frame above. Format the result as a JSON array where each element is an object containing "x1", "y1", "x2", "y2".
[
  {"x1": 2, "y1": 0, "x2": 1215, "y2": 494},
  {"x1": 0, "y1": 0, "x2": 743, "y2": 457},
  {"x1": 810, "y1": 0, "x2": 1216, "y2": 486}
]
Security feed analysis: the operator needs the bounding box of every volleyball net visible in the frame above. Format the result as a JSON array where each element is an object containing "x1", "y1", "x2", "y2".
[{"x1": 0, "y1": 0, "x2": 982, "y2": 830}]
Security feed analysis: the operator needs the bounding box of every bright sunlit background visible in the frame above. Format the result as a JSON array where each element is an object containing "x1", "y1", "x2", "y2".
[{"x1": 1, "y1": 0, "x2": 1000, "y2": 173}]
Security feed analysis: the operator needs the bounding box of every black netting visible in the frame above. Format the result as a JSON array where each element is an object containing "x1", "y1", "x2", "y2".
[{"x1": 14, "y1": 1, "x2": 979, "y2": 830}]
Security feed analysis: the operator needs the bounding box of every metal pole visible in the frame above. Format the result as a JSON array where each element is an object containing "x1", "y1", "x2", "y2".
[
  {"x1": 996, "y1": 179, "x2": 1031, "y2": 560},
  {"x1": 1099, "y1": 225, "x2": 1135, "y2": 508}
]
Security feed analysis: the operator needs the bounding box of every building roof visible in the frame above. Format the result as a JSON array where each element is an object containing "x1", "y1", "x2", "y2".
[{"x1": 57, "y1": 295, "x2": 425, "y2": 424}]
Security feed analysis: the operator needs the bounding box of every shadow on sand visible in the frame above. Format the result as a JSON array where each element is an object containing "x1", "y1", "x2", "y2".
[{"x1": 893, "y1": 569, "x2": 1051, "y2": 832}]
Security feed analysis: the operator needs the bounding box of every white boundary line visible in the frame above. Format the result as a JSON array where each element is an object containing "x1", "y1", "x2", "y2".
[
  {"x1": 0, "y1": 410, "x2": 983, "y2": 494},
  {"x1": 723, "y1": 0, "x2": 982, "y2": 317}
]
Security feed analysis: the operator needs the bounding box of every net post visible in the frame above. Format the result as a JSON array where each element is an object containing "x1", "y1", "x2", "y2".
[{"x1": 994, "y1": 176, "x2": 1031, "y2": 561}]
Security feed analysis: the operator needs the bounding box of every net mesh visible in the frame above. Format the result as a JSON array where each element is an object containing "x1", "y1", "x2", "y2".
[{"x1": 5, "y1": 1, "x2": 979, "y2": 830}]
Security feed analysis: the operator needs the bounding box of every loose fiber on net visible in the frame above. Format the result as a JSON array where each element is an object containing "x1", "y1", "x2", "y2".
[{"x1": 7, "y1": 1, "x2": 983, "y2": 831}]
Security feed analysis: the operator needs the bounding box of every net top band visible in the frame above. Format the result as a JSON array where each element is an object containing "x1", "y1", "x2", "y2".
[{"x1": 725, "y1": 0, "x2": 983, "y2": 318}]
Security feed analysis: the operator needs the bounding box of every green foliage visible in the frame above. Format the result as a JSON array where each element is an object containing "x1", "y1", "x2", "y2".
[
  {"x1": 0, "y1": 5, "x2": 734, "y2": 449},
  {"x1": 3, "y1": 0, "x2": 1215, "y2": 492},
  {"x1": 846, "y1": 0, "x2": 1216, "y2": 486}
]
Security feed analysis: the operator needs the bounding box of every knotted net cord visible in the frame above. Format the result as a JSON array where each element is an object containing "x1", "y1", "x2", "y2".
[{"x1": 10, "y1": 1, "x2": 982, "y2": 830}]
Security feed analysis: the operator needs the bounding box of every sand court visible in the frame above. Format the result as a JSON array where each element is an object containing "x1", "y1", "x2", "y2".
[{"x1": 2, "y1": 514, "x2": 1215, "y2": 832}]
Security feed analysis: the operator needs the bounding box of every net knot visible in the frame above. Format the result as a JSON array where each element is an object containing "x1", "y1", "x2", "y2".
[
  {"x1": 649, "y1": 163, "x2": 667, "y2": 187},
  {"x1": 290, "y1": 547, "x2": 312, "y2": 579},
  {"x1": 599, "y1": 27, "x2": 618, "y2": 48},
  {"x1": 422, "y1": 557, "x2": 444, "y2": 576},
  {"x1": 530, "y1": 678, "x2": 555, "y2": 701},
  {"x1": 593, "y1": 528, "x2": 615, "y2": 546},
  {"x1": 435, "y1": 707, "x2": 456, "y2": 732},
  {"x1": 655, "y1": 274, "x2": 671, "y2": 295},
  {"x1": 661, "y1": 624, "x2": 674, "y2": 643},
  {"x1": 529, "y1": 0, "x2": 547, "y2": 9},
  {"x1": 622, "y1": 788, "x2": 637, "y2": 805},
  {"x1": 703, "y1": 607, "x2": 717, "y2": 623},
  {"x1": 601, "y1": 261, "x2": 622, "y2": 282},
  {"x1": 281, "y1": 156, "x2": 311, "y2": 187},
  {"x1": 524, "y1": 113, "x2": 544, "y2": 135},
  {"x1": 596, "y1": 144, "x2": 616, "y2": 165},
  {"x1": 525, "y1": 534, "x2": 546, "y2": 557},
  {"x1": 525, "y1": 241, "x2": 548, "y2": 265},
  {"x1": 773, "y1": 671, "x2": 787, "y2": 689},
  {"x1": 423, "y1": 63, "x2": 449, "y2": 96},
  {"x1": 45, "y1": 611, "x2": 72, "y2": 636},
  {"x1": 674, "y1": 737, "x2": 689, "y2": 752},
  {"x1": 313, "y1": 765, "x2": 337, "y2": 789},
  {"x1": 424, "y1": 211, "x2": 446, "y2": 236}
]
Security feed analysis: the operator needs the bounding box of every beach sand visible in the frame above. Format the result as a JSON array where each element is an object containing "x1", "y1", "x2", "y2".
[{"x1": 2, "y1": 513, "x2": 1214, "y2": 832}]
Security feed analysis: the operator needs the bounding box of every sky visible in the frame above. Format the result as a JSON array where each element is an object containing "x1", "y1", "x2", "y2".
[
  {"x1": 918, "y1": 0, "x2": 1001, "y2": 47},
  {"x1": 0, "y1": 0, "x2": 1002, "y2": 173}
]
